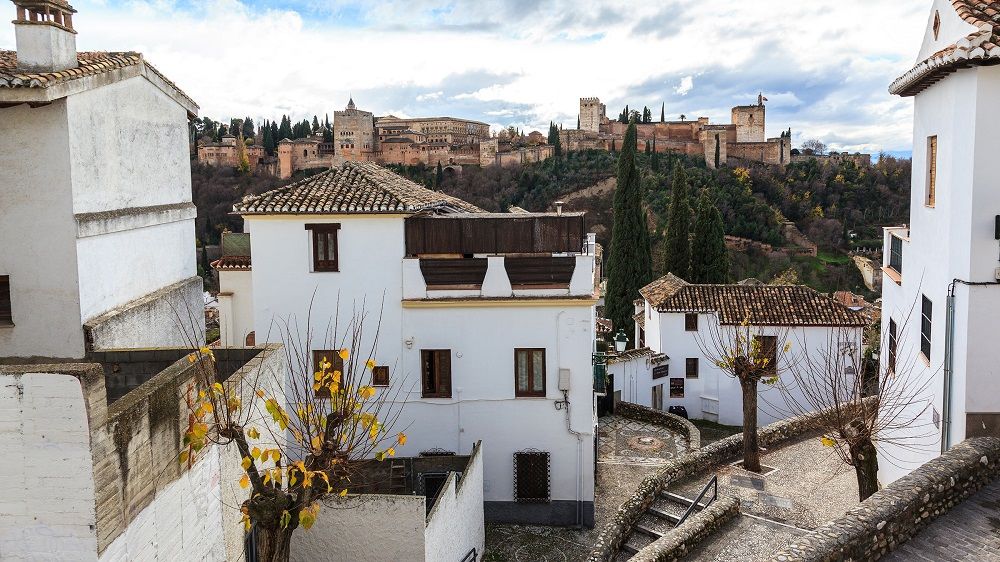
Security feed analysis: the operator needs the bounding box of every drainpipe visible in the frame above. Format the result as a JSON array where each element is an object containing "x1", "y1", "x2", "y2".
[{"x1": 555, "y1": 310, "x2": 587, "y2": 529}]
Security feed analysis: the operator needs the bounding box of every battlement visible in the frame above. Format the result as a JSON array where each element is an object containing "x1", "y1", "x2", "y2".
[{"x1": 580, "y1": 97, "x2": 602, "y2": 104}]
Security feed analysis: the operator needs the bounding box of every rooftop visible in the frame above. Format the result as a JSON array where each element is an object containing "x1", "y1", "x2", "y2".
[
  {"x1": 890, "y1": 1, "x2": 1000, "y2": 96},
  {"x1": 640, "y1": 274, "x2": 867, "y2": 326},
  {"x1": 235, "y1": 161, "x2": 483, "y2": 215},
  {"x1": 0, "y1": 50, "x2": 198, "y2": 116}
]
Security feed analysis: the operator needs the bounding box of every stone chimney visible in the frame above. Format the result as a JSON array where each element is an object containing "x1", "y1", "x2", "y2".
[{"x1": 12, "y1": 0, "x2": 79, "y2": 73}]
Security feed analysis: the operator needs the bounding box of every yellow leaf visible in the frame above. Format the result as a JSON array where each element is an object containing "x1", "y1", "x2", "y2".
[
  {"x1": 339, "y1": 488, "x2": 348, "y2": 497},
  {"x1": 397, "y1": 432, "x2": 407, "y2": 446},
  {"x1": 187, "y1": 354, "x2": 197, "y2": 363},
  {"x1": 247, "y1": 427, "x2": 260, "y2": 440},
  {"x1": 251, "y1": 446, "x2": 261, "y2": 459},
  {"x1": 387, "y1": 447, "x2": 396, "y2": 457},
  {"x1": 178, "y1": 450, "x2": 189, "y2": 463},
  {"x1": 338, "y1": 348, "x2": 349, "y2": 360},
  {"x1": 256, "y1": 389, "x2": 265, "y2": 398},
  {"x1": 241, "y1": 514, "x2": 251, "y2": 532},
  {"x1": 242, "y1": 456, "x2": 252, "y2": 470},
  {"x1": 203, "y1": 402, "x2": 214, "y2": 413},
  {"x1": 366, "y1": 359, "x2": 376, "y2": 370},
  {"x1": 240, "y1": 474, "x2": 250, "y2": 489},
  {"x1": 821, "y1": 436, "x2": 836, "y2": 447},
  {"x1": 198, "y1": 390, "x2": 206, "y2": 399},
  {"x1": 375, "y1": 451, "x2": 385, "y2": 462},
  {"x1": 271, "y1": 450, "x2": 281, "y2": 463},
  {"x1": 299, "y1": 508, "x2": 316, "y2": 530},
  {"x1": 280, "y1": 510, "x2": 291, "y2": 529},
  {"x1": 212, "y1": 382, "x2": 224, "y2": 393},
  {"x1": 311, "y1": 435, "x2": 322, "y2": 450},
  {"x1": 263, "y1": 471, "x2": 271, "y2": 485}
]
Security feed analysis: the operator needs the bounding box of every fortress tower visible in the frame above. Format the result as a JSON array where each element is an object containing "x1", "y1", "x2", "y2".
[
  {"x1": 579, "y1": 97, "x2": 606, "y2": 133},
  {"x1": 732, "y1": 93, "x2": 767, "y2": 143}
]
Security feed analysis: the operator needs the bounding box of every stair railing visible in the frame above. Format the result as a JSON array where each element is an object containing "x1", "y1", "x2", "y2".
[{"x1": 676, "y1": 475, "x2": 717, "y2": 527}]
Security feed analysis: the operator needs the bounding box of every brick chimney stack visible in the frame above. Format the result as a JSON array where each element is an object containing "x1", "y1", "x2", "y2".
[{"x1": 11, "y1": 0, "x2": 78, "y2": 73}]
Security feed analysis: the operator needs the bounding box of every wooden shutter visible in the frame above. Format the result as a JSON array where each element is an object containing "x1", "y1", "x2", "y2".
[
  {"x1": 686, "y1": 358, "x2": 699, "y2": 378},
  {"x1": 305, "y1": 224, "x2": 341, "y2": 272},
  {"x1": 312, "y1": 350, "x2": 344, "y2": 398},
  {"x1": 0, "y1": 276, "x2": 10, "y2": 325},
  {"x1": 437, "y1": 350, "x2": 451, "y2": 397},
  {"x1": 372, "y1": 366, "x2": 389, "y2": 387},
  {"x1": 927, "y1": 136, "x2": 937, "y2": 207},
  {"x1": 684, "y1": 313, "x2": 698, "y2": 331}
]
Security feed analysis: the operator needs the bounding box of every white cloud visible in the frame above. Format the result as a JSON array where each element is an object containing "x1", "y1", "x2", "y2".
[
  {"x1": 0, "y1": 0, "x2": 931, "y2": 150},
  {"x1": 675, "y1": 76, "x2": 694, "y2": 96}
]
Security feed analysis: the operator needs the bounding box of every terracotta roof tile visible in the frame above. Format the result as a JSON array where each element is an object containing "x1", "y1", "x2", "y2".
[
  {"x1": 890, "y1": 1, "x2": 1000, "y2": 96},
  {"x1": 235, "y1": 161, "x2": 483, "y2": 215},
  {"x1": 640, "y1": 274, "x2": 866, "y2": 327},
  {"x1": 210, "y1": 255, "x2": 252, "y2": 271}
]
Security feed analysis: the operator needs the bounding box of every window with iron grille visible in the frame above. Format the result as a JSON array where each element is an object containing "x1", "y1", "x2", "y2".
[
  {"x1": 312, "y1": 350, "x2": 344, "y2": 398},
  {"x1": 513, "y1": 450, "x2": 550, "y2": 502},
  {"x1": 888, "y1": 318, "x2": 898, "y2": 374},
  {"x1": 889, "y1": 235, "x2": 903, "y2": 275},
  {"x1": 421, "y1": 349, "x2": 452, "y2": 398},
  {"x1": 669, "y1": 378, "x2": 684, "y2": 398},
  {"x1": 685, "y1": 358, "x2": 699, "y2": 378},
  {"x1": 305, "y1": 223, "x2": 340, "y2": 272},
  {"x1": 921, "y1": 296, "x2": 932, "y2": 360},
  {"x1": 0, "y1": 276, "x2": 11, "y2": 326},
  {"x1": 684, "y1": 313, "x2": 698, "y2": 331},
  {"x1": 514, "y1": 348, "x2": 546, "y2": 397},
  {"x1": 372, "y1": 365, "x2": 390, "y2": 387}
]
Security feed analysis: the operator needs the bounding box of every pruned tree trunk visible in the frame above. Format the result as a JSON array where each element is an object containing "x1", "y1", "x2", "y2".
[
  {"x1": 254, "y1": 526, "x2": 293, "y2": 562},
  {"x1": 850, "y1": 437, "x2": 880, "y2": 501},
  {"x1": 740, "y1": 376, "x2": 761, "y2": 473}
]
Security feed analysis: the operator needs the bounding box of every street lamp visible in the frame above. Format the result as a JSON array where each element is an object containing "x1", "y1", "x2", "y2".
[{"x1": 614, "y1": 330, "x2": 629, "y2": 353}]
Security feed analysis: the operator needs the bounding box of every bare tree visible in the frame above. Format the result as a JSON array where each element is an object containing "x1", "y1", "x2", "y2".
[
  {"x1": 697, "y1": 317, "x2": 793, "y2": 472},
  {"x1": 774, "y1": 319, "x2": 937, "y2": 500},
  {"x1": 178, "y1": 301, "x2": 410, "y2": 562},
  {"x1": 801, "y1": 139, "x2": 827, "y2": 155}
]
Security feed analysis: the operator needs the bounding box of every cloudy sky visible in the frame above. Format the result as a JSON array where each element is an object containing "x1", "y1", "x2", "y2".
[{"x1": 1, "y1": 1, "x2": 933, "y2": 154}]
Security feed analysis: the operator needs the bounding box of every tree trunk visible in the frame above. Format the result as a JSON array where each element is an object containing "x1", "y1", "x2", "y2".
[
  {"x1": 254, "y1": 525, "x2": 293, "y2": 562},
  {"x1": 851, "y1": 437, "x2": 880, "y2": 501},
  {"x1": 740, "y1": 376, "x2": 761, "y2": 473}
]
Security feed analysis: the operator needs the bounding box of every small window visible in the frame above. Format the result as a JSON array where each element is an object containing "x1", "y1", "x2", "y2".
[
  {"x1": 754, "y1": 335, "x2": 778, "y2": 375},
  {"x1": 0, "y1": 275, "x2": 11, "y2": 325},
  {"x1": 921, "y1": 296, "x2": 932, "y2": 360},
  {"x1": 926, "y1": 136, "x2": 937, "y2": 207},
  {"x1": 933, "y1": 10, "x2": 941, "y2": 40},
  {"x1": 303, "y1": 149, "x2": 307, "y2": 157},
  {"x1": 684, "y1": 313, "x2": 698, "y2": 331},
  {"x1": 305, "y1": 223, "x2": 340, "y2": 272},
  {"x1": 244, "y1": 331, "x2": 255, "y2": 346},
  {"x1": 372, "y1": 365, "x2": 390, "y2": 387},
  {"x1": 889, "y1": 235, "x2": 903, "y2": 274},
  {"x1": 669, "y1": 378, "x2": 684, "y2": 398},
  {"x1": 312, "y1": 350, "x2": 344, "y2": 398},
  {"x1": 514, "y1": 348, "x2": 546, "y2": 397},
  {"x1": 513, "y1": 451, "x2": 550, "y2": 503},
  {"x1": 421, "y1": 349, "x2": 452, "y2": 398},
  {"x1": 685, "y1": 358, "x2": 699, "y2": 378},
  {"x1": 888, "y1": 318, "x2": 898, "y2": 374}
]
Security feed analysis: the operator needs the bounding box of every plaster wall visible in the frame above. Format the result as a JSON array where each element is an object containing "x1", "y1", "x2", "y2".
[
  {"x1": 291, "y1": 494, "x2": 426, "y2": 562},
  {"x1": 0, "y1": 101, "x2": 85, "y2": 358},
  {"x1": 219, "y1": 270, "x2": 255, "y2": 347},
  {"x1": 66, "y1": 76, "x2": 192, "y2": 214},
  {"x1": 425, "y1": 442, "x2": 486, "y2": 562},
  {"x1": 0, "y1": 373, "x2": 98, "y2": 561},
  {"x1": 14, "y1": 24, "x2": 77, "y2": 72},
  {"x1": 915, "y1": 0, "x2": 980, "y2": 62}
]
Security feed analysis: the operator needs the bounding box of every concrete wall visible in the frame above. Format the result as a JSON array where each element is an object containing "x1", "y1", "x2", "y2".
[
  {"x1": 0, "y1": 100, "x2": 85, "y2": 358},
  {"x1": 425, "y1": 441, "x2": 486, "y2": 562},
  {"x1": 83, "y1": 276, "x2": 205, "y2": 350},
  {"x1": 218, "y1": 270, "x2": 255, "y2": 347},
  {"x1": 292, "y1": 494, "x2": 426, "y2": 562}
]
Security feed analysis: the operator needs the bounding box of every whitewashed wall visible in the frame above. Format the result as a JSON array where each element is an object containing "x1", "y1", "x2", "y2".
[
  {"x1": 0, "y1": 101, "x2": 85, "y2": 358},
  {"x1": 218, "y1": 270, "x2": 255, "y2": 346},
  {"x1": 425, "y1": 442, "x2": 486, "y2": 562},
  {"x1": 291, "y1": 495, "x2": 426, "y2": 562},
  {"x1": 0, "y1": 373, "x2": 98, "y2": 561}
]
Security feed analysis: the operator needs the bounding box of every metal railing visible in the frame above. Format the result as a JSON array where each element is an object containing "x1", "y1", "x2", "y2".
[{"x1": 676, "y1": 475, "x2": 717, "y2": 527}]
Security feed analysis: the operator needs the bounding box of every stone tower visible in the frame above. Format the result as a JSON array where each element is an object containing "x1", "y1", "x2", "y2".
[
  {"x1": 731, "y1": 95, "x2": 766, "y2": 143},
  {"x1": 579, "y1": 97, "x2": 606, "y2": 133}
]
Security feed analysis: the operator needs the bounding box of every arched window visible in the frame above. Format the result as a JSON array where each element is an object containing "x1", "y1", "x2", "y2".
[
  {"x1": 245, "y1": 331, "x2": 256, "y2": 346},
  {"x1": 303, "y1": 149, "x2": 307, "y2": 157}
]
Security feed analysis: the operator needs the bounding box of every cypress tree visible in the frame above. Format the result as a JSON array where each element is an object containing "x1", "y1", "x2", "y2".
[
  {"x1": 243, "y1": 117, "x2": 255, "y2": 139},
  {"x1": 651, "y1": 136, "x2": 659, "y2": 172},
  {"x1": 312, "y1": 115, "x2": 320, "y2": 133},
  {"x1": 435, "y1": 161, "x2": 444, "y2": 187},
  {"x1": 270, "y1": 121, "x2": 280, "y2": 145},
  {"x1": 690, "y1": 190, "x2": 730, "y2": 283},
  {"x1": 577, "y1": 116, "x2": 580, "y2": 129},
  {"x1": 604, "y1": 119, "x2": 652, "y2": 345},
  {"x1": 660, "y1": 102, "x2": 665, "y2": 123},
  {"x1": 278, "y1": 115, "x2": 292, "y2": 140},
  {"x1": 262, "y1": 120, "x2": 274, "y2": 155},
  {"x1": 645, "y1": 140, "x2": 651, "y2": 155},
  {"x1": 714, "y1": 134, "x2": 721, "y2": 169},
  {"x1": 663, "y1": 162, "x2": 692, "y2": 278}
]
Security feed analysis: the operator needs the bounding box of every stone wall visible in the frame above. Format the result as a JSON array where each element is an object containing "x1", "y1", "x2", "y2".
[
  {"x1": 587, "y1": 406, "x2": 836, "y2": 562},
  {"x1": 616, "y1": 401, "x2": 701, "y2": 450},
  {"x1": 629, "y1": 497, "x2": 740, "y2": 562},
  {"x1": 769, "y1": 436, "x2": 1000, "y2": 562}
]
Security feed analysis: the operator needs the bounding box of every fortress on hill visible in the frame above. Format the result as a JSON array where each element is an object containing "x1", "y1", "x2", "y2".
[{"x1": 567, "y1": 94, "x2": 792, "y2": 169}]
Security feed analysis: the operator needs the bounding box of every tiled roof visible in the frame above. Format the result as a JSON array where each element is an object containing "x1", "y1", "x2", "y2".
[
  {"x1": 640, "y1": 274, "x2": 867, "y2": 327},
  {"x1": 211, "y1": 255, "x2": 251, "y2": 271},
  {"x1": 235, "y1": 161, "x2": 484, "y2": 215},
  {"x1": 0, "y1": 50, "x2": 197, "y2": 111},
  {"x1": 607, "y1": 347, "x2": 653, "y2": 365},
  {"x1": 890, "y1": 1, "x2": 1000, "y2": 96}
]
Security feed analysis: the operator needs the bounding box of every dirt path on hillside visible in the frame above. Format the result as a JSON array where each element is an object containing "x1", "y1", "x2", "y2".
[{"x1": 554, "y1": 177, "x2": 616, "y2": 208}]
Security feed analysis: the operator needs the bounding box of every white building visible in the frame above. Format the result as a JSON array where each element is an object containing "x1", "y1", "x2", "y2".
[
  {"x1": 0, "y1": 0, "x2": 203, "y2": 359},
  {"x1": 219, "y1": 160, "x2": 599, "y2": 526},
  {"x1": 879, "y1": 0, "x2": 1000, "y2": 484},
  {"x1": 613, "y1": 274, "x2": 866, "y2": 426}
]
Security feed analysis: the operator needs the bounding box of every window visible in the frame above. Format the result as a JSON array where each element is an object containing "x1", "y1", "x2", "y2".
[
  {"x1": 305, "y1": 223, "x2": 340, "y2": 272},
  {"x1": 0, "y1": 275, "x2": 10, "y2": 325},
  {"x1": 514, "y1": 348, "x2": 546, "y2": 397},
  {"x1": 889, "y1": 234, "x2": 903, "y2": 274},
  {"x1": 669, "y1": 378, "x2": 684, "y2": 398},
  {"x1": 421, "y1": 349, "x2": 452, "y2": 398},
  {"x1": 888, "y1": 318, "x2": 898, "y2": 374},
  {"x1": 684, "y1": 313, "x2": 698, "y2": 331},
  {"x1": 686, "y1": 358, "x2": 699, "y2": 378},
  {"x1": 933, "y1": 10, "x2": 941, "y2": 40},
  {"x1": 372, "y1": 365, "x2": 390, "y2": 387},
  {"x1": 312, "y1": 350, "x2": 344, "y2": 398},
  {"x1": 921, "y1": 296, "x2": 932, "y2": 360},
  {"x1": 926, "y1": 136, "x2": 937, "y2": 207},
  {"x1": 303, "y1": 149, "x2": 307, "y2": 157},
  {"x1": 652, "y1": 384, "x2": 663, "y2": 410},
  {"x1": 754, "y1": 335, "x2": 778, "y2": 375},
  {"x1": 513, "y1": 451, "x2": 550, "y2": 503}
]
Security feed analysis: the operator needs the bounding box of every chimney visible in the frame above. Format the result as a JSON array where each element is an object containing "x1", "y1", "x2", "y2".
[
  {"x1": 12, "y1": 0, "x2": 79, "y2": 73},
  {"x1": 554, "y1": 201, "x2": 564, "y2": 216}
]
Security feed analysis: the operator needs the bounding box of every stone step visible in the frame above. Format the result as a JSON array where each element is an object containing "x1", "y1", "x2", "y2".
[
  {"x1": 660, "y1": 490, "x2": 709, "y2": 509},
  {"x1": 620, "y1": 532, "x2": 654, "y2": 556},
  {"x1": 637, "y1": 511, "x2": 675, "y2": 535}
]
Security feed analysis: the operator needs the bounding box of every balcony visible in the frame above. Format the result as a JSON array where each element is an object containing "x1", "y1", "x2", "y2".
[{"x1": 402, "y1": 212, "x2": 597, "y2": 301}]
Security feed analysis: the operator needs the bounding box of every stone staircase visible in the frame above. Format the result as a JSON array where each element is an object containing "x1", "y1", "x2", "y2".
[{"x1": 614, "y1": 491, "x2": 711, "y2": 561}]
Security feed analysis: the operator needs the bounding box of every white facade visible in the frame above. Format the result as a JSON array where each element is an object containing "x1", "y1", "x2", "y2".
[
  {"x1": 878, "y1": 0, "x2": 1000, "y2": 484},
  {"x1": 614, "y1": 305, "x2": 862, "y2": 427},
  {"x1": 222, "y1": 207, "x2": 599, "y2": 525},
  {"x1": 0, "y1": 61, "x2": 201, "y2": 358}
]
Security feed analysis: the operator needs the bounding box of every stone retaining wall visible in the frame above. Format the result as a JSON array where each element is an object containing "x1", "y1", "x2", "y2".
[
  {"x1": 616, "y1": 401, "x2": 701, "y2": 449},
  {"x1": 588, "y1": 406, "x2": 834, "y2": 562},
  {"x1": 630, "y1": 496, "x2": 740, "y2": 562},
  {"x1": 769, "y1": 436, "x2": 1000, "y2": 561}
]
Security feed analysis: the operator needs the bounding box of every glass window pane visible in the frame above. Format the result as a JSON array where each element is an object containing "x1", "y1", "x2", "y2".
[
  {"x1": 316, "y1": 233, "x2": 325, "y2": 260},
  {"x1": 517, "y1": 351, "x2": 527, "y2": 391},
  {"x1": 532, "y1": 351, "x2": 544, "y2": 392}
]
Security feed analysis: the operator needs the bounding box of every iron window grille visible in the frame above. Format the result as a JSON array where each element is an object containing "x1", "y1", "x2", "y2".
[
  {"x1": 889, "y1": 235, "x2": 903, "y2": 274},
  {"x1": 685, "y1": 358, "x2": 699, "y2": 378},
  {"x1": 921, "y1": 296, "x2": 932, "y2": 360},
  {"x1": 513, "y1": 450, "x2": 550, "y2": 503},
  {"x1": 888, "y1": 318, "x2": 898, "y2": 374},
  {"x1": 684, "y1": 313, "x2": 698, "y2": 331}
]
